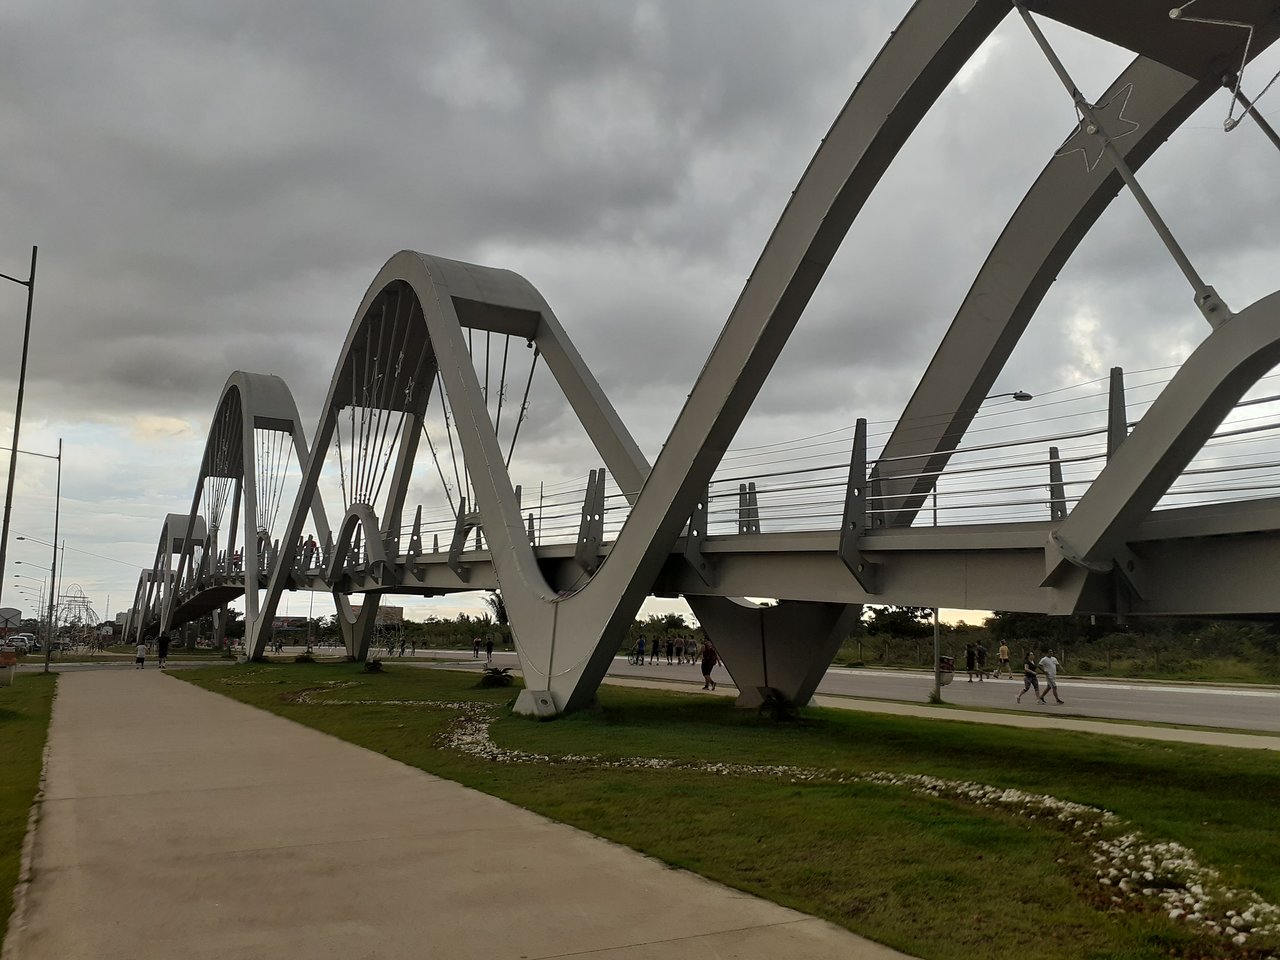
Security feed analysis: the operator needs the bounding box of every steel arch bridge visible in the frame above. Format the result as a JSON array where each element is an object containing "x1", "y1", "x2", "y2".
[{"x1": 127, "y1": 1, "x2": 1280, "y2": 715}]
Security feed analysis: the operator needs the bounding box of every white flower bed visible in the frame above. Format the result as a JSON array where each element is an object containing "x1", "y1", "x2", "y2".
[{"x1": 274, "y1": 679, "x2": 1280, "y2": 955}]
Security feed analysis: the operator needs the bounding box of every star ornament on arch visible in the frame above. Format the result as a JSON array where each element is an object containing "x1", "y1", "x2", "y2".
[{"x1": 1055, "y1": 82, "x2": 1142, "y2": 173}]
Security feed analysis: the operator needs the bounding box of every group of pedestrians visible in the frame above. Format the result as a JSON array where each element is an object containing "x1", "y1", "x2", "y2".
[
  {"x1": 630, "y1": 634, "x2": 702, "y2": 666},
  {"x1": 134, "y1": 633, "x2": 171, "y2": 669},
  {"x1": 964, "y1": 641, "x2": 994, "y2": 681},
  {"x1": 962, "y1": 640, "x2": 1065, "y2": 704},
  {"x1": 383, "y1": 637, "x2": 418, "y2": 658},
  {"x1": 630, "y1": 635, "x2": 720, "y2": 690},
  {"x1": 1017, "y1": 649, "x2": 1065, "y2": 704},
  {"x1": 472, "y1": 635, "x2": 494, "y2": 664}
]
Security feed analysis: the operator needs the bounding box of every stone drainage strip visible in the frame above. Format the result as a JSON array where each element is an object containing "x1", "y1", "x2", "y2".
[{"x1": 234, "y1": 673, "x2": 1278, "y2": 955}]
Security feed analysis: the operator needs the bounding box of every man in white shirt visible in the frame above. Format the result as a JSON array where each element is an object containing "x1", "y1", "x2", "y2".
[
  {"x1": 1037, "y1": 651, "x2": 1064, "y2": 704},
  {"x1": 135, "y1": 641, "x2": 147, "y2": 670}
]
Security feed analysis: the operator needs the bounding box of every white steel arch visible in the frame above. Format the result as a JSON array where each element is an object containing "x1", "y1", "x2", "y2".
[{"x1": 130, "y1": 0, "x2": 1280, "y2": 714}]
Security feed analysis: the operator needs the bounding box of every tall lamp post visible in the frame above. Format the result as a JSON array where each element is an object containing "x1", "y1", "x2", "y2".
[
  {"x1": 931, "y1": 388, "x2": 1034, "y2": 704},
  {"x1": 6, "y1": 442, "x2": 61, "y2": 670},
  {"x1": 42, "y1": 440, "x2": 61, "y2": 673},
  {"x1": 12, "y1": 569, "x2": 46, "y2": 626},
  {"x1": 12, "y1": 585, "x2": 42, "y2": 621},
  {"x1": 0, "y1": 245, "x2": 38, "y2": 608}
]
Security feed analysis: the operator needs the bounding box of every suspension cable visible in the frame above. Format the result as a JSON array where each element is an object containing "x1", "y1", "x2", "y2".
[
  {"x1": 493, "y1": 334, "x2": 511, "y2": 438},
  {"x1": 506, "y1": 346, "x2": 539, "y2": 468},
  {"x1": 436, "y1": 370, "x2": 465, "y2": 512}
]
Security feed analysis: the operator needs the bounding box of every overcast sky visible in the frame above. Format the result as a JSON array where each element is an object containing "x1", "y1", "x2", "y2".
[{"x1": 2, "y1": 1, "x2": 1278, "y2": 627}]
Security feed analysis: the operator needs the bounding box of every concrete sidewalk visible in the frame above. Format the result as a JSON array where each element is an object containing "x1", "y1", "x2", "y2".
[{"x1": 4, "y1": 670, "x2": 908, "y2": 960}]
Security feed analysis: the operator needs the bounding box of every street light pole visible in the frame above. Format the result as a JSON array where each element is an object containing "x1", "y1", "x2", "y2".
[
  {"x1": 43, "y1": 439, "x2": 60, "y2": 674},
  {"x1": 12, "y1": 570, "x2": 46, "y2": 626},
  {"x1": 932, "y1": 607, "x2": 942, "y2": 703},
  {"x1": 0, "y1": 245, "x2": 38, "y2": 608},
  {"x1": 929, "y1": 388, "x2": 1033, "y2": 704},
  {"x1": 985, "y1": 390, "x2": 1034, "y2": 402}
]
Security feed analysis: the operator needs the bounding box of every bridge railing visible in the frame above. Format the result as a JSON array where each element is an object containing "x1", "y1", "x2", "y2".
[{"x1": 162, "y1": 364, "x2": 1280, "y2": 594}]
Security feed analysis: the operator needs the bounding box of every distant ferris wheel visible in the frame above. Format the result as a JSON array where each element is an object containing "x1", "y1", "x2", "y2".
[{"x1": 56, "y1": 584, "x2": 100, "y2": 643}]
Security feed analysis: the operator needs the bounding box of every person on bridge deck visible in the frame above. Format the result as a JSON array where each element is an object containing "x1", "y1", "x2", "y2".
[
  {"x1": 700, "y1": 639, "x2": 719, "y2": 691},
  {"x1": 135, "y1": 640, "x2": 147, "y2": 670},
  {"x1": 965, "y1": 642, "x2": 977, "y2": 681},
  {"x1": 1037, "y1": 651, "x2": 1064, "y2": 704},
  {"x1": 997, "y1": 641, "x2": 1011, "y2": 678},
  {"x1": 1016, "y1": 652, "x2": 1040, "y2": 704}
]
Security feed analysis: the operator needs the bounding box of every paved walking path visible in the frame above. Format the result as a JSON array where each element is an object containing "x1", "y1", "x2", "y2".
[{"x1": 5, "y1": 670, "x2": 908, "y2": 960}]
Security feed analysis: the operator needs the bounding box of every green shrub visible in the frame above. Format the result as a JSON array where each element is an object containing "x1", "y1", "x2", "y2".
[{"x1": 477, "y1": 666, "x2": 514, "y2": 688}]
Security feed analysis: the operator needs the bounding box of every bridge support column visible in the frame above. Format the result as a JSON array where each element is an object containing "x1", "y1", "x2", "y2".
[
  {"x1": 337, "y1": 595, "x2": 380, "y2": 661},
  {"x1": 686, "y1": 596, "x2": 861, "y2": 708},
  {"x1": 212, "y1": 606, "x2": 229, "y2": 650}
]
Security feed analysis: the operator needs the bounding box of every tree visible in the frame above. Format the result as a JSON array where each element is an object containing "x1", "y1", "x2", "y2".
[
  {"x1": 984, "y1": 611, "x2": 1080, "y2": 647},
  {"x1": 483, "y1": 592, "x2": 508, "y2": 626},
  {"x1": 659, "y1": 612, "x2": 688, "y2": 632},
  {"x1": 864, "y1": 606, "x2": 932, "y2": 638}
]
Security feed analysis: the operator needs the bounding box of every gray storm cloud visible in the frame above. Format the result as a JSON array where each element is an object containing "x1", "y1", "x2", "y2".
[{"x1": 1, "y1": 1, "x2": 1277, "y2": 615}]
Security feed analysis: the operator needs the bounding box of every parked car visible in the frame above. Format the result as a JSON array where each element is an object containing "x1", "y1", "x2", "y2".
[{"x1": 7, "y1": 633, "x2": 36, "y2": 654}]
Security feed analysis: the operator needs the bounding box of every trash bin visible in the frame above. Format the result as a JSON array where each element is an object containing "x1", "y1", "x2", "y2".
[{"x1": 937, "y1": 655, "x2": 955, "y2": 686}]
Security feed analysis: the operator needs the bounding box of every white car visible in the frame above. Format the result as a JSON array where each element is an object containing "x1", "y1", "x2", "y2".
[{"x1": 7, "y1": 633, "x2": 36, "y2": 653}]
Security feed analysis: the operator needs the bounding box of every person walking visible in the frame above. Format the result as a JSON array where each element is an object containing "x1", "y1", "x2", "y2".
[
  {"x1": 633, "y1": 635, "x2": 646, "y2": 666},
  {"x1": 135, "y1": 639, "x2": 147, "y2": 670},
  {"x1": 472, "y1": 636, "x2": 481, "y2": 659},
  {"x1": 1016, "y1": 651, "x2": 1040, "y2": 703},
  {"x1": 665, "y1": 636, "x2": 674, "y2": 665},
  {"x1": 485, "y1": 636, "x2": 494, "y2": 665},
  {"x1": 997, "y1": 641, "x2": 1011, "y2": 678},
  {"x1": 157, "y1": 632, "x2": 171, "y2": 670},
  {"x1": 1037, "y1": 650, "x2": 1065, "y2": 704},
  {"x1": 700, "y1": 638, "x2": 719, "y2": 690},
  {"x1": 965, "y1": 642, "x2": 977, "y2": 682},
  {"x1": 975, "y1": 641, "x2": 988, "y2": 681}
]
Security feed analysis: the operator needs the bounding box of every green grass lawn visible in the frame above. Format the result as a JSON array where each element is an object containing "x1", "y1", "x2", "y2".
[
  {"x1": 182, "y1": 662, "x2": 1280, "y2": 960},
  {"x1": 0, "y1": 672, "x2": 56, "y2": 953}
]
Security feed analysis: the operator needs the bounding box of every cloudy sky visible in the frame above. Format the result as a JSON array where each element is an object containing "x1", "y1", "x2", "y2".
[{"x1": 2, "y1": 1, "x2": 1278, "y2": 626}]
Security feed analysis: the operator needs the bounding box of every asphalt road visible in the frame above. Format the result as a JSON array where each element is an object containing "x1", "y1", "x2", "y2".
[
  {"x1": 437, "y1": 650, "x2": 1280, "y2": 734},
  {"x1": 601, "y1": 657, "x2": 1280, "y2": 733},
  {"x1": 17, "y1": 648, "x2": 1279, "y2": 733}
]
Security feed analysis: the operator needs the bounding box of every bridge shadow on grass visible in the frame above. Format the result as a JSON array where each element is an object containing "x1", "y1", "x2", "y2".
[{"x1": 185, "y1": 662, "x2": 1279, "y2": 960}]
